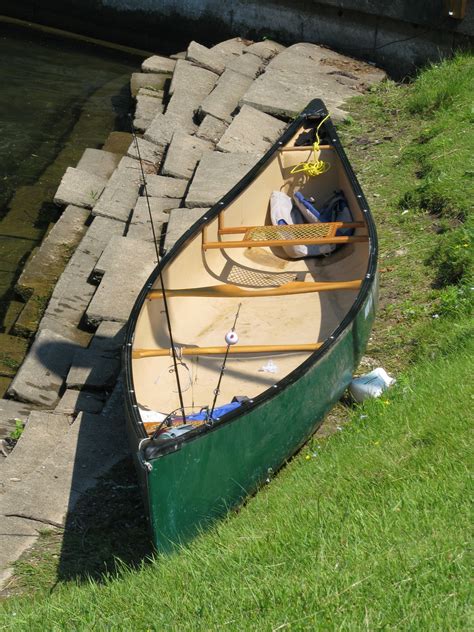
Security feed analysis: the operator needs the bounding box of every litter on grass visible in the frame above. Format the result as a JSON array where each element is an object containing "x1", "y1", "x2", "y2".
[{"x1": 349, "y1": 367, "x2": 396, "y2": 402}]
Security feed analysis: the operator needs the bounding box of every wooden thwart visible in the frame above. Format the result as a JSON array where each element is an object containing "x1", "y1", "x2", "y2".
[
  {"x1": 148, "y1": 279, "x2": 362, "y2": 300},
  {"x1": 218, "y1": 221, "x2": 365, "y2": 236},
  {"x1": 203, "y1": 234, "x2": 368, "y2": 250},
  {"x1": 133, "y1": 343, "x2": 322, "y2": 359}
]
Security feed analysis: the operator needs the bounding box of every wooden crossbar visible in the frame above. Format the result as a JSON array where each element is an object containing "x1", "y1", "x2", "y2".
[
  {"x1": 147, "y1": 279, "x2": 362, "y2": 300},
  {"x1": 218, "y1": 221, "x2": 365, "y2": 236},
  {"x1": 278, "y1": 144, "x2": 334, "y2": 152},
  {"x1": 133, "y1": 343, "x2": 322, "y2": 359},
  {"x1": 203, "y1": 235, "x2": 367, "y2": 250}
]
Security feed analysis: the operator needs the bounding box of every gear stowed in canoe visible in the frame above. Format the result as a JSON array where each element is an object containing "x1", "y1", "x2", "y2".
[{"x1": 123, "y1": 99, "x2": 378, "y2": 552}]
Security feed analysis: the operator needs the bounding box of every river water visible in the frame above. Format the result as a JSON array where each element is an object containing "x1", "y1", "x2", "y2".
[{"x1": 0, "y1": 20, "x2": 143, "y2": 395}]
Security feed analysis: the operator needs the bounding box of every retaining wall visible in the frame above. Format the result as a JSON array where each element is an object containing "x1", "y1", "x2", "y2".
[{"x1": 2, "y1": 1, "x2": 473, "y2": 77}]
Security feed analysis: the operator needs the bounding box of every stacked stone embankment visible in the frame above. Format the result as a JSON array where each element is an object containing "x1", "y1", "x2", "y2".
[{"x1": 0, "y1": 36, "x2": 385, "y2": 585}]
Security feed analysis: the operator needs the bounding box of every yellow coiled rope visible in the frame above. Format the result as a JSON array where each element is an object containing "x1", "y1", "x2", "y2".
[{"x1": 290, "y1": 114, "x2": 331, "y2": 177}]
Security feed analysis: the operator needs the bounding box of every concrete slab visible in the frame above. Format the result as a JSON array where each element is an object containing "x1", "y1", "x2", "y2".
[
  {"x1": 76, "y1": 148, "x2": 121, "y2": 180},
  {"x1": 186, "y1": 40, "x2": 226, "y2": 75},
  {"x1": 168, "y1": 59, "x2": 218, "y2": 99},
  {"x1": 7, "y1": 329, "x2": 79, "y2": 407},
  {"x1": 15, "y1": 205, "x2": 89, "y2": 300},
  {"x1": 133, "y1": 90, "x2": 165, "y2": 132},
  {"x1": 226, "y1": 52, "x2": 266, "y2": 79},
  {"x1": 141, "y1": 55, "x2": 176, "y2": 74},
  {"x1": 85, "y1": 239, "x2": 156, "y2": 327},
  {"x1": 164, "y1": 208, "x2": 210, "y2": 252},
  {"x1": 0, "y1": 411, "x2": 71, "y2": 488},
  {"x1": 185, "y1": 151, "x2": 259, "y2": 208},
  {"x1": 144, "y1": 175, "x2": 188, "y2": 198},
  {"x1": 39, "y1": 217, "x2": 124, "y2": 341},
  {"x1": 196, "y1": 115, "x2": 228, "y2": 144},
  {"x1": 244, "y1": 40, "x2": 286, "y2": 60},
  {"x1": 130, "y1": 72, "x2": 168, "y2": 98},
  {"x1": 217, "y1": 104, "x2": 286, "y2": 154},
  {"x1": 199, "y1": 69, "x2": 254, "y2": 123},
  {"x1": 92, "y1": 169, "x2": 140, "y2": 223},
  {"x1": 145, "y1": 61, "x2": 218, "y2": 147},
  {"x1": 66, "y1": 349, "x2": 120, "y2": 391},
  {"x1": 88, "y1": 321, "x2": 126, "y2": 353},
  {"x1": 211, "y1": 37, "x2": 250, "y2": 62},
  {"x1": 162, "y1": 131, "x2": 213, "y2": 180},
  {"x1": 127, "y1": 198, "x2": 173, "y2": 243},
  {"x1": 0, "y1": 399, "x2": 32, "y2": 441},
  {"x1": 54, "y1": 167, "x2": 107, "y2": 209},
  {"x1": 241, "y1": 43, "x2": 386, "y2": 121},
  {"x1": 126, "y1": 137, "x2": 164, "y2": 170},
  {"x1": 55, "y1": 389, "x2": 105, "y2": 415}
]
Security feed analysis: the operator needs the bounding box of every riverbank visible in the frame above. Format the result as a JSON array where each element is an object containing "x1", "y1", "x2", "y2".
[
  {"x1": 0, "y1": 21, "x2": 140, "y2": 399},
  {"x1": 1, "y1": 41, "x2": 472, "y2": 623}
]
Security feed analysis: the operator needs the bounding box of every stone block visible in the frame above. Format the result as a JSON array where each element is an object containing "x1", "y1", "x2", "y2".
[
  {"x1": 199, "y1": 69, "x2": 254, "y2": 123},
  {"x1": 144, "y1": 175, "x2": 188, "y2": 199},
  {"x1": 54, "y1": 167, "x2": 107, "y2": 209},
  {"x1": 133, "y1": 89, "x2": 165, "y2": 132},
  {"x1": 168, "y1": 59, "x2": 218, "y2": 98},
  {"x1": 92, "y1": 169, "x2": 140, "y2": 222},
  {"x1": 127, "y1": 197, "x2": 179, "y2": 243},
  {"x1": 126, "y1": 137, "x2": 164, "y2": 170},
  {"x1": 0, "y1": 411, "x2": 71, "y2": 488},
  {"x1": 76, "y1": 148, "x2": 121, "y2": 180},
  {"x1": 66, "y1": 349, "x2": 120, "y2": 391},
  {"x1": 55, "y1": 389, "x2": 105, "y2": 414},
  {"x1": 130, "y1": 72, "x2": 168, "y2": 98},
  {"x1": 85, "y1": 239, "x2": 156, "y2": 327},
  {"x1": 211, "y1": 37, "x2": 250, "y2": 62},
  {"x1": 89, "y1": 321, "x2": 126, "y2": 353},
  {"x1": 141, "y1": 55, "x2": 176, "y2": 74},
  {"x1": 162, "y1": 131, "x2": 213, "y2": 180},
  {"x1": 241, "y1": 43, "x2": 386, "y2": 121},
  {"x1": 185, "y1": 151, "x2": 259, "y2": 208},
  {"x1": 226, "y1": 52, "x2": 265, "y2": 79},
  {"x1": 244, "y1": 40, "x2": 286, "y2": 60},
  {"x1": 186, "y1": 40, "x2": 226, "y2": 75},
  {"x1": 7, "y1": 329, "x2": 79, "y2": 407},
  {"x1": 16, "y1": 204, "x2": 89, "y2": 300},
  {"x1": 217, "y1": 104, "x2": 286, "y2": 154},
  {"x1": 164, "y1": 208, "x2": 209, "y2": 252},
  {"x1": 196, "y1": 115, "x2": 228, "y2": 144},
  {"x1": 145, "y1": 61, "x2": 218, "y2": 147}
]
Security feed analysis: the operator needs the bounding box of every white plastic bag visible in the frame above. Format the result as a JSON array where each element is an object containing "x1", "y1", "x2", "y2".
[{"x1": 349, "y1": 368, "x2": 396, "y2": 403}]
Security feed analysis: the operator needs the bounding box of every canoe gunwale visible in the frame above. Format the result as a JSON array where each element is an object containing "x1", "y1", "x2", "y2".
[{"x1": 123, "y1": 99, "x2": 378, "y2": 458}]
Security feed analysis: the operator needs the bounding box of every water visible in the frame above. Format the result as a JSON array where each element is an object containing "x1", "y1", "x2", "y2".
[{"x1": 0, "y1": 21, "x2": 141, "y2": 333}]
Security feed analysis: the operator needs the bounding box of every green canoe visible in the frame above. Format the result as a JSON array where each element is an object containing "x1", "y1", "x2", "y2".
[{"x1": 123, "y1": 99, "x2": 378, "y2": 552}]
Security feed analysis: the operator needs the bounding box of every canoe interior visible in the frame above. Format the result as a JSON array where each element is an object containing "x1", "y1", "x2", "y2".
[{"x1": 131, "y1": 123, "x2": 370, "y2": 433}]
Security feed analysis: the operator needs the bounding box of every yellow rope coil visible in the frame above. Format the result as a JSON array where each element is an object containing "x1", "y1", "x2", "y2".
[{"x1": 290, "y1": 114, "x2": 331, "y2": 177}]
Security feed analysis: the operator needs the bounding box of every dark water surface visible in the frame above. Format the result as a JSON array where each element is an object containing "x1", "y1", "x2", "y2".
[{"x1": 0, "y1": 21, "x2": 141, "y2": 332}]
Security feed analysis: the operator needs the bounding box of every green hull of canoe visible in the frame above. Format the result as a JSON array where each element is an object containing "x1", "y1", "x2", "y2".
[{"x1": 144, "y1": 280, "x2": 377, "y2": 552}]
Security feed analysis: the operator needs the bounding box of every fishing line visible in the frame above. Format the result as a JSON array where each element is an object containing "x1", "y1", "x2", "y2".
[
  {"x1": 130, "y1": 118, "x2": 186, "y2": 421},
  {"x1": 209, "y1": 303, "x2": 242, "y2": 421}
]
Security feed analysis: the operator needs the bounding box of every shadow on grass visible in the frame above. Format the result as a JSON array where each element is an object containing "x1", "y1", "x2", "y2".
[{"x1": 57, "y1": 457, "x2": 154, "y2": 584}]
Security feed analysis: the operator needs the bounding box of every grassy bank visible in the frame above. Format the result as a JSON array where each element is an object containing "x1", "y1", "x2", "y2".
[
  {"x1": 1, "y1": 53, "x2": 472, "y2": 628},
  {"x1": 1, "y1": 337, "x2": 471, "y2": 629}
]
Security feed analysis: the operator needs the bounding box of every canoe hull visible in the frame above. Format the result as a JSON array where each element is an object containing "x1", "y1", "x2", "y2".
[
  {"x1": 144, "y1": 278, "x2": 377, "y2": 551},
  {"x1": 123, "y1": 99, "x2": 378, "y2": 551}
]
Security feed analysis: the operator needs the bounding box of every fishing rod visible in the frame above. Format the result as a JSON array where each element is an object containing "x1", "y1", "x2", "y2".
[
  {"x1": 209, "y1": 303, "x2": 242, "y2": 421},
  {"x1": 130, "y1": 119, "x2": 186, "y2": 421}
]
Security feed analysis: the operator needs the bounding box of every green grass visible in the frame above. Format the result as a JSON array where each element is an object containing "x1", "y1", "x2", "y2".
[
  {"x1": 1, "y1": 52, "x2": 473, "y2": 628},
  {"x1": 1, "y1": 339, "x2": 472, "y2": 630}
]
